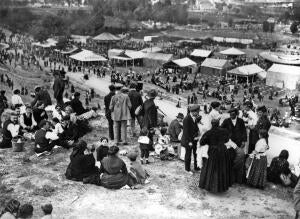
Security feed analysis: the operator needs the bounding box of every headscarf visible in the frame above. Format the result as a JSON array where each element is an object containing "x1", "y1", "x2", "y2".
[{"x1": 71, "y1": 140, "x2": 87, "y2": 158}]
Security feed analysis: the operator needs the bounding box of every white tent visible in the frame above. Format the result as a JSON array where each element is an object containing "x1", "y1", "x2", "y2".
[
  {"x1": 172, "y1": 57, "x2": 197, "y2": 67},
  {"x1": 69, "y1": 50, "x2": 107, "y2": 62},
  {"x1": 220, "y1": 47, "x2": 245, "y2": 56},
  {"x1": 266, "y1": 64, "x2": 300, "y2": 90},
  {"x1": 190, "y1": 49, "x2": 212, "y2": 58},
  {"x1": 140, "y1": 47, "x2": 162, "y2": 53},
  {"x1": 227, "y1": 64, "x2": 266, "y2": 77},
  {"x1": 201, "y1": 58, "x2": 231, "y2": 76},
  {"x1": 32, "y1": 38, "x2": 58, "y2": 48},
  {"x1": 108, "y1": 49, "x2": 145, "y2": 60},
  {"x1": 201, "y1": 58, "x2": 230, "y2": 69}
]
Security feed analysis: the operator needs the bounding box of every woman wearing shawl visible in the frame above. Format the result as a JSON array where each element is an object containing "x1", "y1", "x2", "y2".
[
  {"x1": 65, "y1": 140, "x2": 98, "y2": 181},
  {"x1": 246, "y1": 129, "x2": 269, "y2": 189},
  {"x1": 199, "y1": 119, "x2": 232, "y2": 193},
  {"x1": 99, "y1": 146, "x2": 131, "y2": 189}
]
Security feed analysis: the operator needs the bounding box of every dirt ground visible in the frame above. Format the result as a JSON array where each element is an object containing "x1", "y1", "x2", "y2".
[{"x1": 0, "y1": 60, "x2": 297, "y2": 219}]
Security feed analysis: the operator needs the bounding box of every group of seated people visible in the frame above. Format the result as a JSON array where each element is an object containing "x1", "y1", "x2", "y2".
[
  {"x1": 0, "y1": 199, "x2": 52, "y2": 219},
  {"x1": 65, "y1": 137, "x2": 149, "y2": 190},
  {"x1": 0, "y1": 86, "x2": 96, "y2": 156}
]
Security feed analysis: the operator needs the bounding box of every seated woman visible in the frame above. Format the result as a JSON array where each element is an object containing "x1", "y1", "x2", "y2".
[
  {"x1": 19, "y1": 106, "x2": 37, "y2": 132},
  {"x1": 65, "y1": 140, "x2": 98, "y2": 181},
  {"x1": 267, "y1": 150, "x2": 298, "y2": 188},
  {"x1": 99, "y1": 146, "x2": 131, "y2": 189}
]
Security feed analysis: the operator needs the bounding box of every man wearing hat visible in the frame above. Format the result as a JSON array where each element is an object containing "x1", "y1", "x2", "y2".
[
  {"x1": 70, "y1": 92, "x2": 86, "y2": 116},
  {"x1": 168, "y1": 113, "x2": 184, "y2": 143},
  {"x1": 141, "y1": 89, "x2": 158, "y2": 146},
  {"x1": 104, "y1": 85, "x2": 116, "y2": 140},
  {"x1": 181, "y1": 104, "x2": 200, "y2": 173},
  {"x1": 53, "y1": 71, "x2": 65, "y2": 107},
  {"x1": 31, "y1": 86, "x2": 52, "y2": 107},
  {"x1": 60, "y1": 115, "x2": 79, "y2": 148},
  {"x1": 221, "y1": 108, "x2": 247, "y2": 183},
  {"x1": 0, "y1": 111, "x2": 20, "y2": 149},
  {"x1": 109, "y1": 86, "x2": 132, "y2": 145},
  {"x1": 128, "y1": 82, "x2": 143, "y2": 137}
]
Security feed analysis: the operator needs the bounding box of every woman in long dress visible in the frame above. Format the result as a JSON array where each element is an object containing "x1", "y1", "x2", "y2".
[
  {"x1": 246, "y1": 129, "x2": 269, "y2": 189},
  {"x1": 199, "y1": 119, "x2": 232, "y2": 193},
  {"x1": 100, "y1": 146, "x2": 131, "y2": 189}
]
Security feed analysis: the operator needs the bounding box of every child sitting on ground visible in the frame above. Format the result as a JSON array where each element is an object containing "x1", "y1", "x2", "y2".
[
  {"x1": 51, "y1": 117, "x2": 64, "y2": 136},
  {"x1": 138, "y1": 128, "x2": 151, "y2": 164},
  {"x1": 127, "y1": 151, "x2": 150, "y2": 185},
  {"x1": 96, "y1": 137, "x2": 109, "y2": 162},
  {"x1": 41, "y1": 204, "x2": 53, "y2": 219}
]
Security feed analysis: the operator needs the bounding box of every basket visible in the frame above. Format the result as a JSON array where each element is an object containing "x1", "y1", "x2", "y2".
[{"x1": 11, "y1": 136, "x2": 25, "y2": 152}]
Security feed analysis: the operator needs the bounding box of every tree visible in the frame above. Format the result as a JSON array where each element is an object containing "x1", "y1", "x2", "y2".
[
  {"x1": 290, "y1": 22, "x2": 299, "y2": 34},
  {"x1": 56, "y1": 36, "x2": 69, "y2": 50}
]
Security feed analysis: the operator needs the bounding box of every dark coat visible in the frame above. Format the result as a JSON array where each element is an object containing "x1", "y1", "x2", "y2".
[
  {"x1": 221, "y1": 117, "x2": 247, "y2": 147},
  {"x1": 104, "y1": 92, "x2": 115, "y2": 118},
  {"x1": 142, "y1": 99, "x2": 157, "y2": 129},
  {"x1": 128, "y1": 89, "x2": 143, "y2": 118},
  {"x1": 31, "y1": 89, "x2": 52, "y2": 107},
  {"x1": 168, "y1": 119, "x2": 182, "y2": 142},
  {"x1": 181, "y1": 114, "x2": 199, "y2": 148},
  {"x1": 66, "y1": 153, "x2": 98, "y2": 181},
  {"x1": 53, "y1": 78, "x2": 65, "y2": 99},
  {"x1": 33, "y1": 108, "x2": 48, "y2": 126},
  {"x1": 60, "y1": 123, "x2": 79, "y2": 141},
  {"x1": 70, "y1": 98, "x2": 86, "y2": 115}
]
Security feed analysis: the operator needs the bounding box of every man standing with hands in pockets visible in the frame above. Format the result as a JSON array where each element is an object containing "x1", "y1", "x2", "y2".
[{"x1": 181, "y1": 105, "x2": 201, "y2": 174}]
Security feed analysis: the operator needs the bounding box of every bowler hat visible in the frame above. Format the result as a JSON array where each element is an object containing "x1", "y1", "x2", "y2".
[{"x1": 176, "y1": 113, "x2": 184, "y2": 119}]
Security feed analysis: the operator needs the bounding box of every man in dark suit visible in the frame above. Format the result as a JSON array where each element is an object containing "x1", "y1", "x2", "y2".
[
  {"x1": 221, "y1": 108, "x2": 247, "y2": 183},
  {"x1": 60, "y1": 115, "x2": 79, "y2": 148},
  {"x1": 181, "y1": 105, "x2": 200, "y2": 174},
  {"x1": 128, "y1": 83, "x2": 143, "y2": 136},
  {"x1": 104, "y1": 85, "x2": 115, "y2": 140}
]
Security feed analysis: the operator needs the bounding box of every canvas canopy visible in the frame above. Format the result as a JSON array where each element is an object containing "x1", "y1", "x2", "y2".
[
  {"x1": 201, "y1": 58, "x2": 230, "y2": 70},
  {"x1": 227, "y1": 64, "x2": 266, "y2": 77},
  {"x1": 69, "y1": 50, "x2": 107, "y2": 62},
  {"x1": 144, "y1": 52, "x2": 173, "y2": 62},
  {"x1": 266, "y1": 64, "x2": 300, "y2": 90},
  {"x1": 60, "y1": 46, "x2": 80, "y2": 55},
  {"x1": 190, "y1": 49, "x2": 212, "y2": 58},
  {"x1": 220, "y1": 47, "x2": 245, "y2": 56},
  {"x1": 32, "y1": 38, "x2": 57, "y2": 48},
  {"x1": 260, "y1": 52, "x2": 300, "y2": 65},
  {"x1": 108, "y1": 49, "x2": 145, "y2": 60},
  {"x1": 93, "y1": 32, "x2": 120, "y2": 41},
  {"x1": 140, "y1": 47, "x2": 162, "y2": 53},
  {"x1": 164, "y1": 57, "x2": 196, "y2": 68}
]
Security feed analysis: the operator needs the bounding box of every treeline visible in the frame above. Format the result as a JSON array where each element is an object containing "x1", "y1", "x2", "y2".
[{"x1": 90, "y1": 0, "x2": 188, "y2": 25}]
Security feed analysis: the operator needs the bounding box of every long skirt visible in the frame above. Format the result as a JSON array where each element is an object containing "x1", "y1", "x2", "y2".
[
  {"x1": 231, "y1": 147, "x2": 246, "y2": 184},
  {"x1": 246, "y1": 156, "x2": 267, "y2": 188},
  {"x1": 199, "y1": 145, "x2": 232, "y2": 193},
  {"x1": 100, "y1": 172, "x2": 128, "y2": 189}
]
